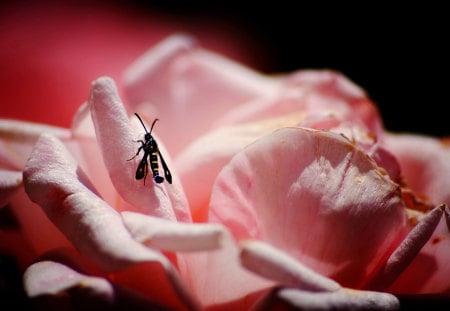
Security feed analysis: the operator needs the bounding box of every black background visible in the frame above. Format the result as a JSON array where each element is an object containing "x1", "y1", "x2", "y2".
[{"x1": 134, "y1": 1, "x2": 448, "y2": 137}]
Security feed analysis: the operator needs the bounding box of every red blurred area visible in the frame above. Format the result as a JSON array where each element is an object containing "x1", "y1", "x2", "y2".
[{"x1": 0, "y1": 1, "x2": 265, "y2": 127}]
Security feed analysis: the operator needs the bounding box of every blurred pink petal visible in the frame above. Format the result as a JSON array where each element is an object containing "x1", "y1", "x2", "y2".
[
  {"x1": 24, "y1": 261, "x2": 176, "y2": 311},
  {"x1": 217, "y1": 70, "x2": 382, "y2": 136},
  {"x1": 24, "y1": 260, "x2": 114, "y2": 298},
  {"x1": 123, "y1": 34, "x2": 277, "y2": 155},
  {"x1": 0, "y1": 119, "x2": 69, "y2": 170},
  {"x1": 240, "y1": 240, "x2": 341, "y2": 292},
  {"x1": 252, "y1": 287, "x2": 399, "y2": 311},
  {"x1": 368, "y1": 145, "x2": 402, "y2": 184},
  {"x1": 1, "y1": 2, "x2": 264, "y2": 127},
  {"x1": 122, "y1": 211, "x2": 225, "y2": 251},
  {"x1": 88, "y1": 76, "x2": 190, "y2": 221},
  {"x1": 0, "y1": 169, "x2": 22, "y2": 207},
  {"x1": 210, "y1": 127, "x2": 406, "y2": 287},
  {"x1": 382, "y1": 133, "x2": 450, "y2": 206}
]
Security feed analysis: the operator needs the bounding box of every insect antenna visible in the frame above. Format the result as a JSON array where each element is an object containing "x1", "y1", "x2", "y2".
[{"x1": 134, "y1": 113, "x2": 159, "y2": 134}]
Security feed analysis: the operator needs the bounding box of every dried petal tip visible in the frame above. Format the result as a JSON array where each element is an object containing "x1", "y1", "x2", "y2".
[{"x1": 443, "y1": 204, "x2": 450, "y2": 232}]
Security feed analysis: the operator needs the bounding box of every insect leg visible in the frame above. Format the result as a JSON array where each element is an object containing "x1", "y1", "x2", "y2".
[{"x1": 127, "y1": 140, "x2": 145, "y2": 161}]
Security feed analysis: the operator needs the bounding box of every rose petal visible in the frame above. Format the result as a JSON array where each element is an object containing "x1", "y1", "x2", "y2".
[
  {"x1": 178, "y1": 230, "x2": 272, "y2": 307},
  {"x1": 382, "y1": 133, "x2": 450, "y2": 206},
  {"x1": 284, "y1": 70, "x2": 382, "y2": 135},
  {"x1": 68, "y1": 101, "x2": 125, "y2": 212},
  {"x1": 367, "y1": 204, "x2": 445, "y2": 290},
  {"x1": 240, "y1": 240, "x2": 341, "y2": 292},
  {"x1": 0, "y1": 169, "x2": 22, "y2": 207},
  {"x1": 176, "y1": 112, "x2": 306, "y2": 221},
  {"x1": 24, "y1": 261, "x2": 177, "y2": 311},
  {"x1": 0, "y1": 119, "x2": 70, "y2": 169},
  {"x1": 252, "y1": 287, "x2": 399, "y2": 311},
  {"x1": 217, "y1": 70, "x2": 382, "y2": 137},
  {"x1": 122, "y1": 211, "x2": 225, "y2": 251},
  {"x1": 123, "y1": 34, "x2": 277, "y2": 155},
  {"x1": 23, "y1": 133, "x2": 199, "y2": 309},
  {"x1": 210, "y1": 127, "x2": 406, "y2": 287},
  {"x1": 384, "y1": 205, "x2": 450, "y2": 293},
  {"x1": 88, "y1": 76, "x2": 190, "y2": 221},
  {"x1": 23, "y1": 133, "x2": 158, "y2": 268},
  {"x1": 24, "y1": 260, "x2": 114, "y2": 298},
  {"x1": 71, "y1": 102, "x2": 96, "y2": 139}
]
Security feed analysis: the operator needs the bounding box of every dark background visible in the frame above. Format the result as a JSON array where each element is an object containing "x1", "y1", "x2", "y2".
[{"x1": 136, "y1": 1, "x2": 448, "y2": 137}]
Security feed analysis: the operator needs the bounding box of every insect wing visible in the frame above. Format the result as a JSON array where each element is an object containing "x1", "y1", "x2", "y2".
[
  {"x1": 135, "y1": 155, "x2": 149, "y2": 180},
  {"x1": 158, "y1": 151, "x2": 172, "y2": 184}
]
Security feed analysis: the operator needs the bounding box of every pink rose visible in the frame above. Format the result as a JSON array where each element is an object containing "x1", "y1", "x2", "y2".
[{"x1": 2, "y1": 33, "x2": 450, "y2": 310}]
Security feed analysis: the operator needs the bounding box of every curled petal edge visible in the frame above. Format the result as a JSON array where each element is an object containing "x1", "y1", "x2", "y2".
[
  {"x1": 122, "y1": 211, "x2": 225, "y2": 252},
  {"x1": 251, "y1": 287, "x2": 400, "y2": 311},
  {"x1": 240, "y1": 240, "x2": 341, "y2": 292},
  {"x1": 365, "y1": 204, "x2": 446, "y2": 290}
]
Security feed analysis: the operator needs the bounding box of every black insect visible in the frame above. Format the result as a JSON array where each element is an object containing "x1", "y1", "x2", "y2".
[{"x1": 128, "y1": 113, "x2": 172, "y2": 184}]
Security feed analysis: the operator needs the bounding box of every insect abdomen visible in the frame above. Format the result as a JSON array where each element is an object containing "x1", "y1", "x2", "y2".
[{"x1": 150, "y1": 152, "x2": 164, "y2": 183}]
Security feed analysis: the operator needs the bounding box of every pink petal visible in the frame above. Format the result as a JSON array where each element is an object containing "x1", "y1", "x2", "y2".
[
  {"x1": 252, "y1": 287, "x2": 399, "y2": 311},
  {"x1": 176, "y1": 113, "x2": 306, "y2": 221},
  {"x1": 368, "y1": 145, "x2": 402, "y2": 184},
  {"x1": 71, "y1": 102, "x2": 96, "y2": 139},
  {"x1": 0, "y1": 119, "x2": 69, "y2": 170},
  {"x1": 367, "y1": 204, "x2": 445, "y2": 290},
  {"x1": 382, "y1": 133, "x2": 450, "y2": 206},
  {"x1": 68, "y1": 105, "x2": 119, "y2": 210},
  {"x1": 23, "y1": 134, "x2": 199, "y2": 309},
  {"x1": 122, "y1": 211, "x2": 225, "y2": 251},
  {"x1": 0, "y1": 169, "x2": 22, "y2": 207},
  {"x1": 210, "y1": 127, "x2": 406, "y2": 288},
  {"x1": 23, "y1": 133, "x2": 156, "y2": 268},
  {"x1": 216, "y1": 70, "x2": 382, "y2": 138},
  {"x1": 284, "y1": 71, "x2": 382, "y2": 135},
  {"x1": 178, "y1": 230, "x2": 272, "y2": 307},
  {"x1": 385, "y1": 205, "x2": 450, "y2": 293},
  {"x1": 24, "y1": 261, "x2": 114, "y2": 298},
  {"x1": 24, "y1": 261, "x2": 178, "y2": 310},
  {"x1": 88, "y1": 76, "x2": 190, "y2": 221},
  {"x1": 240, "y1": 240, "x2": 341, "y2": 292},
  {"x1": 123, "y1": 34, "x2": 277, "y2": 155}
]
